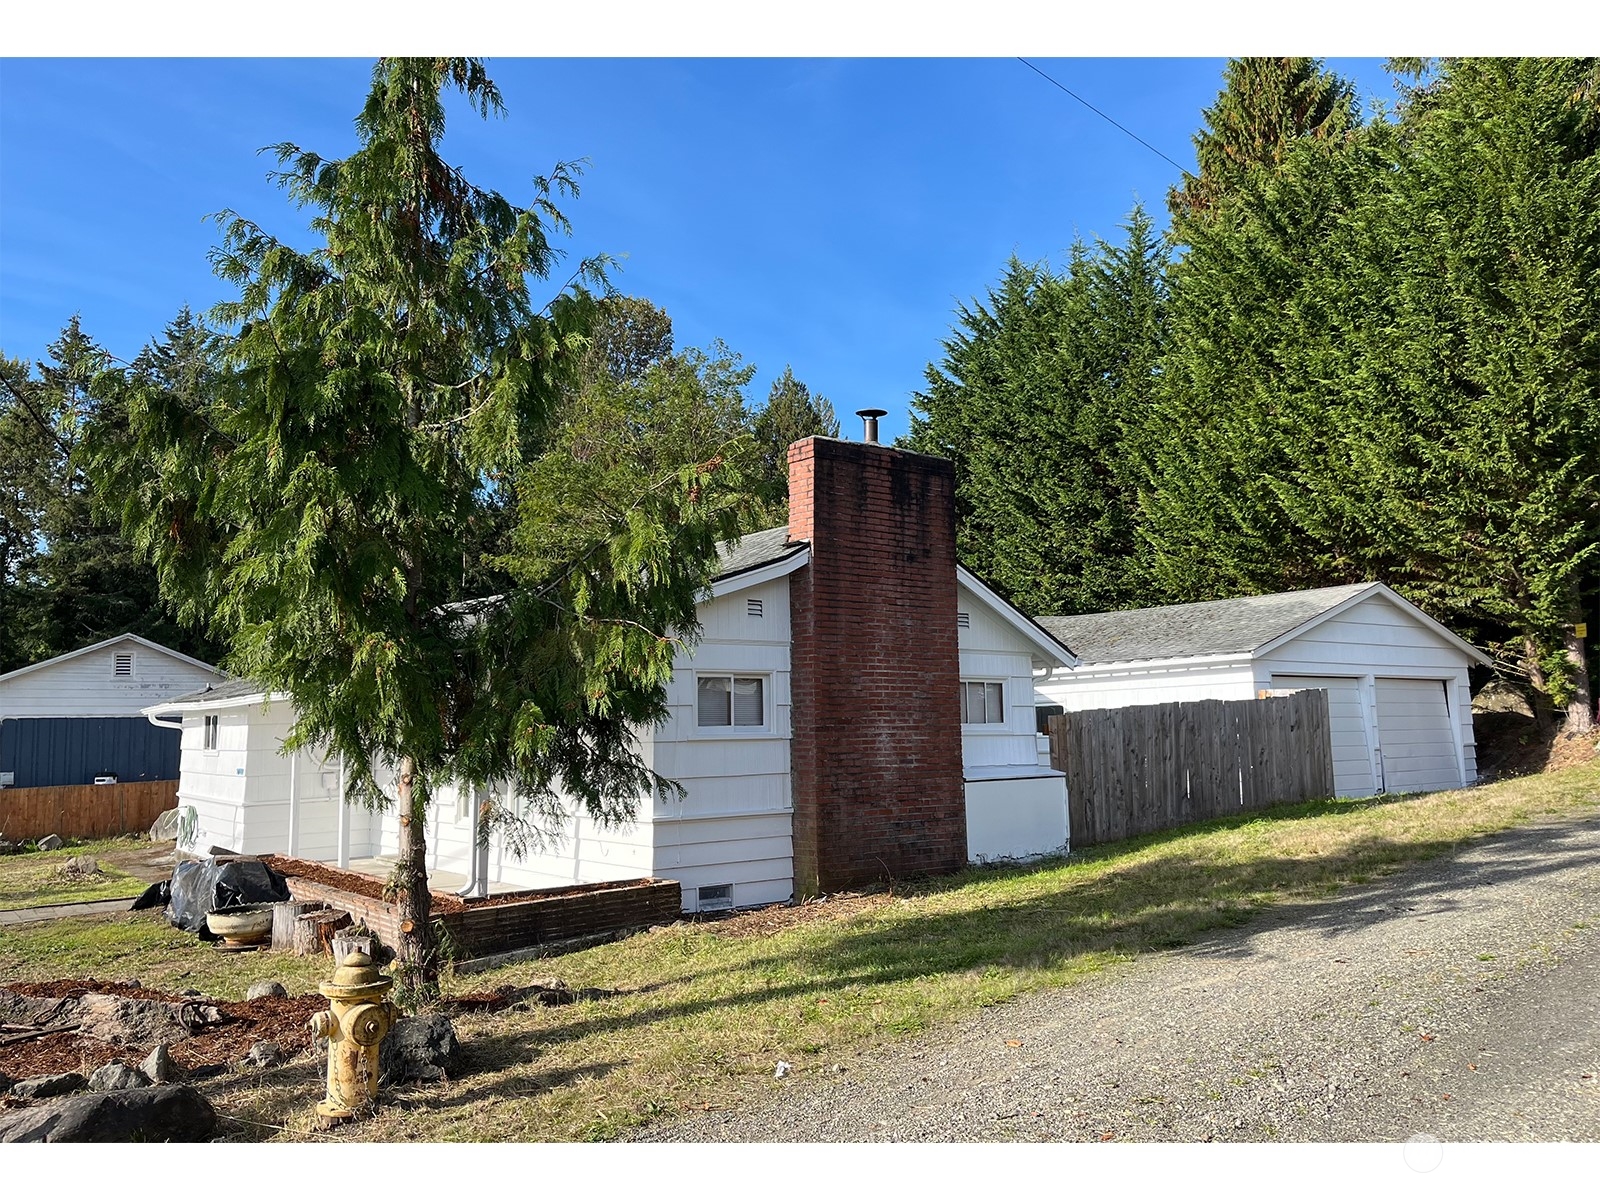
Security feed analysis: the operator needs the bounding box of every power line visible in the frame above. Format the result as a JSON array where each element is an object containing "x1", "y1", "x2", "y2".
[{"x1": 1016, "y1": 58, "x2": 1192, "y2": 178}]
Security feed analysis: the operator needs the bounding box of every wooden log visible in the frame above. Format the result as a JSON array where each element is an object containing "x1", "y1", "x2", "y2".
[
  {"x1": 293, "y1": 908, "x2": 352, "y2": 957},
  {"x1": 271, "y1": 901, "x2": 323, "y2": 952}
]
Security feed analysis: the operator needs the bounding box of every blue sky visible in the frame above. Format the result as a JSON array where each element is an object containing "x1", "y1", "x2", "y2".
[{"x1": 0, "y1": 56, "x2": 1402, "y2": 443}]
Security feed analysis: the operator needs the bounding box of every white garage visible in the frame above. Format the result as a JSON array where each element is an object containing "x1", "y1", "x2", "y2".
[{"x1": 1034, "y1": 583, "x2": 1492, "y2": 799}]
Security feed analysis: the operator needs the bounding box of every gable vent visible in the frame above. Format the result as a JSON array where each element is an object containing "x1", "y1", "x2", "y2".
[
  {"x1": 696, "y1": 883, "x2": 734, "y2": 912},
  {"x1": 747, "y1": 598, "x2": 764, "y2": 618},
  {"x1": 956, "y1": 611, "x2": 971, "y2": 629},
  {"x1": 113, "y1": 652, "x2": 134, "y2": 677}
]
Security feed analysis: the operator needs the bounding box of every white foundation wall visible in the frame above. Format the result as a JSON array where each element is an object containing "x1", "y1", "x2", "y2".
[{"x1": 965, "y1": 774, "x2": 1070, "y2": 863}]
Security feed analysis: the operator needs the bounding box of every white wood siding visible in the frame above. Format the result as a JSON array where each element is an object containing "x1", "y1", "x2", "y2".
[
  {"x1": 957, "y1": 581, "x2": 1050, "y2": 775},
  {"x1": 0, "y1": 642, "x2": 220, "y2": 719},
  {"x1": 1257, "y1": 593, "x2": 1477, "y2": 789}
]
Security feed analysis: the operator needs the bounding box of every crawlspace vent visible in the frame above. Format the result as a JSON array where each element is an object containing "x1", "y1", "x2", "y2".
[{"x1": 697, "y1": 883, "x2": 734, "y2": 911}]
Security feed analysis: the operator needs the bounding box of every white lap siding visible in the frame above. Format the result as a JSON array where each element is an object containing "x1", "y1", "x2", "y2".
[
  {"x1": 1256, "y1": 592, "x2": 1473, "y2": 795},
  {"x1": 956, "y1": 581, "x2": 1069, "y2": 861},
  {"x1": 390, "y1": 576, "x2": 796, "y2": 911}
]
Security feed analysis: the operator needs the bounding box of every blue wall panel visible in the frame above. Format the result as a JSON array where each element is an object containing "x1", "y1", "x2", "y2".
[{"x1": 0, "y1": 717, "x2": 181, "y2": 788}]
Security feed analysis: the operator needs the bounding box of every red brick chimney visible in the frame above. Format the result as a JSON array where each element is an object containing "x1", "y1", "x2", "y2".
[{"x1": 786, "y1": 436, "x2": 967, "y2": 895}]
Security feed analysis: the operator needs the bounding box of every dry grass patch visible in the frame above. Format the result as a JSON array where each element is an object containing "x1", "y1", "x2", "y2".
[{"x1": 0, "y1": 837, "x2": 152, "y2": 910}]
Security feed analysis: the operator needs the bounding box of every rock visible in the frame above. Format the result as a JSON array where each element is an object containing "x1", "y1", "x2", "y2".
[
  {"x1": 88, "y1": 1062, "x2": 150, "y2": 1092},
  {"x1": 76, "y1": 993, "x2": 226, "y2": 1046},
  {"x1": 63, "y1": 854, "x2": 100, "y2": 875},
  {"x1": 245, "y1": 980, "x2": 288, "y2": 1001},
  {"x1": 37, "y1": 833, "x2": 64, "y2": 851},
  {"x1": 243, "y1": 1041, "x2": 285, "y2": 1069},
  {"x1": 0, "y1": 1084, "x2": 218, "y2": 1143},
  {"x1": 380, "y1": 1014, "x2": 460, "y2": 1084},
  {"x1": 10, "y1": 1073, "x2": 87, "y2": 1101},
  {"x1": 148, "y1": 808, "x2": 182, "y2": 841},
  {"x1": 141, "y1": 1044, "x2": 174, "y2": 1085}
]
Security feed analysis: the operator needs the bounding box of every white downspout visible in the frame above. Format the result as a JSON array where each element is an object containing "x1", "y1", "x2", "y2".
[
  {"x1": 287, "y1": 748, "x2": 300, "y2": 858},
  {"x1": 336, "y1": 753, "x2": 350, "y2": 868},
  {"x1": 457, "y1": 790, "x2": 486, "y2": 902}
]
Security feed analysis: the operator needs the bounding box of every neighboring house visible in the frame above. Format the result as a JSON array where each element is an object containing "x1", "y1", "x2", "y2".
[
  {"x1": 0, "y1": 634, "x2": 222, "y2": 788},
  {"x1": 143, "y1": 436, "x2": 1077, "y2": 912},
  {"x1": 1033, "y1": 584, "x2": 1492, "y2": 799}
]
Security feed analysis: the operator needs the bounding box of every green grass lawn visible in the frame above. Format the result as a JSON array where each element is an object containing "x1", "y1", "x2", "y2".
[
  {"x1": 2, "y1": 762, "x2": 1596, "y2": 1142},
  {"x1": 0, "y1": 837, "x2": 152, "y2": 910}
]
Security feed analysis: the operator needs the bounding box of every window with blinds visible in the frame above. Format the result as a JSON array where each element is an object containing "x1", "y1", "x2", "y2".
[
  {"x1": 697, "y1": 675, "x2": 765, "y2": 728},
  {"x1": 959, "y1": 680, "x2": 1004, "y2": 725}
]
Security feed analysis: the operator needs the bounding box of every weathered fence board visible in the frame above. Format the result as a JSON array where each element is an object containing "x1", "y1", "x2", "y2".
[
  {"x1": 0, "y1": 780, "x2": 177, "y2": 841},
  {"x1": 1048, "y1": 689, "x2": 1335, "y2": 849}
]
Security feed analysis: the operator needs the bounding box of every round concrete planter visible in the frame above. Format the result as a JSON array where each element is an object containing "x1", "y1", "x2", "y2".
[{"x1": 206, "y1": 904, "x2": 274, "y2": 947}]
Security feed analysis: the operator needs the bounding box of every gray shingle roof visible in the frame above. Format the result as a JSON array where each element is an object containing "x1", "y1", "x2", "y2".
[
  {"x1": 158, "y1": 676, "x2": 270, "y2": 708},
  {"x1": 713, "y1": 524, "x2": 806, "y2": 580},
  {"x1": 1035, "y1": 583, "x2": 1378, "y2": 665}
]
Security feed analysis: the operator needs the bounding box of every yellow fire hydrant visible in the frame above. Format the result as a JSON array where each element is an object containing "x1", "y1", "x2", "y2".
[{"x1": 309, "y1": 949, "x2": 397, "y2": 1125}]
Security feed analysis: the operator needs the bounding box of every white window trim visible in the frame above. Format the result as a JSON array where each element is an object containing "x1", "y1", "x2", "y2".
[
  {"x1": 959, "y1": 678, "x2": 1008, "y2": 729},
  {"x1": 692, "y1": 672, "x2": 773, "y2": 737},
  {"x1": 202, "y1": 713, "x2": 220, "y2": 754}
]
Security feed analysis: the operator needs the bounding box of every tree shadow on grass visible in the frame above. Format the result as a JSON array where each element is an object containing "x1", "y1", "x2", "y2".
[{"x1": 481, "y1": 805, "x2": 1600, "y2": 1056}]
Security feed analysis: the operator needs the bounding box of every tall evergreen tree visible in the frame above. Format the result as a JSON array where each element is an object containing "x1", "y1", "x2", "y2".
[
  {"x1": 907, "y1": 208, "x2": 1165, "y2": 616},
  {"x1": 1169, "y1": 56, "x2": 1360, "y2": 225},
  {"x1": 750, "y1": 365, "x2": 839, "y2": 520},
  {"x1": 90, "y1": 58, "x2": 746, "y2": 1002}
]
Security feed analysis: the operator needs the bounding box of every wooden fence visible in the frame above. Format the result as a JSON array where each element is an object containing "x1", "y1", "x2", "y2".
[
  {"x1": 0, "y1": 780, "x2": 177, "y2": 841},
  {"x1": 1047, "y1": 690, "x2": 1335, "y2": 849}
]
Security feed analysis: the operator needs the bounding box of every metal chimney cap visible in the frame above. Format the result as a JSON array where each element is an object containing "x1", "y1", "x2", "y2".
[{"x1": 854, "y1": 408, "x2": 888, "y2": 444}]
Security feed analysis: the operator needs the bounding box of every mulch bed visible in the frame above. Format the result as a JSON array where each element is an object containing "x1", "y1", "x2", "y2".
[{"x1": 0, "y1": 979, "x2": 324, "y2": 1085}]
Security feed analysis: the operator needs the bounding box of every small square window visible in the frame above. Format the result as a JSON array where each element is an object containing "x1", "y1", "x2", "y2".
[
  {"x1": 203, "y1": 714, "x2": 219, "y2": 751},
  {"x1": 959, "y1": 680, "x2": 1004, "y2": 725}
]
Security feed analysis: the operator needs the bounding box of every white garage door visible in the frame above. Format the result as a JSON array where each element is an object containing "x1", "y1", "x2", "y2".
[
  {"x1": 1375, "y1": 677, "x2": 1462, "y2": 794},
  {"x1": 1269, "y1": 675, "x2": 1375, "y2": 798}
]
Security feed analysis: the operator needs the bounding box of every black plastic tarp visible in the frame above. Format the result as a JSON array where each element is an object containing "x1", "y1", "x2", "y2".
[{"x1": 164, "y1": 858, "x2": 291, "y2": 937}]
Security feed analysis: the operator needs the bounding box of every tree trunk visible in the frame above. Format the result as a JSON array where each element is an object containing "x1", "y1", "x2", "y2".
[
  {"x1": 1565, "y1": 589, "x2": 1594, "y2": 734},
  {"x1": 1526, "y1": 638, "x2": 1555, "y2": 732},
  {"x1": 394, "y1": 755, "x2": 439, "y2": 1005}
]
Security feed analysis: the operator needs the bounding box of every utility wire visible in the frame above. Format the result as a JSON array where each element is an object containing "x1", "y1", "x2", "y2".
[{"x1": 1017, "y1": 58, "x2": 1192, "y2": 178}]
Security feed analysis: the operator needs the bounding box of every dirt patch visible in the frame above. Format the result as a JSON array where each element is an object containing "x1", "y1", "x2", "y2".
[
  {"x1": 101, "y1": 843, "x2": 182, "y2": 885},
  {"x1": 1474, "y1": 709, "x2": 1600, "y2": 781},
  {"x1": 0, "y1": 979, "x2": 325, "y2": 1084},
  {"x1": 702, "y1": 891, "x2": 894, "y2": 939}
]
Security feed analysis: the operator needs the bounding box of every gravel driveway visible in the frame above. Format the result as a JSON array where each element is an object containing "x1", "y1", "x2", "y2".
[{"x1": 649, "y1": 810, "x2": 1600, "y2": 1142}]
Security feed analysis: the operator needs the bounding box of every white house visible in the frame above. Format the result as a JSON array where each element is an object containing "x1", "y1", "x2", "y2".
[
  {"x1": 144, "y1": 436, "x2": 1077, "y2": 912},
  {"x1": 1033, "y1": 583, "x2": 1492, "y2": 798},
  {"x1": 0, "y1": 633, "x2": 221, "y2": 788}
]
